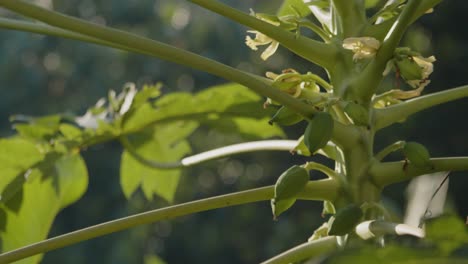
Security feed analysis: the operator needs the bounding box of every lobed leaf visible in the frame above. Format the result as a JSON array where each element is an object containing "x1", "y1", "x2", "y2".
[{"x1": 120, "y1": 121, "x2": 198, "y2": 202}]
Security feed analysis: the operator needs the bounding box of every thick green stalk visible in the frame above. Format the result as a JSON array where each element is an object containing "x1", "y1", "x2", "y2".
[
  {"x1": 0, "y1": 180, "x2": 338, "y2": 264},
  {"x1": 370, "y1": 157, "x2": 468, "y2": 187},
  {"x1": 331, "y1": 0, "x2": 367, "y2": 37},
  {"x1": 375, "y1": 85, "x2": 468, "y2": 130},
  {"x1": 260, "y1": 236, "x2": 338, "y2": 264},
  {"x1": 188, "y1": 0, "x2": 336, "y2": 69}
]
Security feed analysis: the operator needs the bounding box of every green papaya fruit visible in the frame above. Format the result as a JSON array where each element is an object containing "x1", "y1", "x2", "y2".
[
  {"x1": 271, "y1": 198, "x2": 296, "y2": 220},
  {"x1": 269, "y1": 106, "x2": 304, "y2": 126},
  {"x1": 328, "y1": 204, "x2": 363, "y2": 236},
  {"x1": 403, "y1": 141, "x2": 432, "y2": 168},
  {"x1": 274, "y1": 165, "x2": 309, "y2": 200},
  {"x1": 304, "y1": 112, "x2": 334, "y2": 154}
]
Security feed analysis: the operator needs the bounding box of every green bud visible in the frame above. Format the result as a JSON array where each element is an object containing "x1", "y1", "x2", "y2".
[
  {"x1": 304, "y1": 112, "x2": 334, "y2": 154},
  {"x1": 403, "y1": 142, "x2": 432, "y2": 168},
  {"x1": 328, "y1": 204, "x2": 363, "y2": 236},
  {"x1": 269, "y1": 106, "x2": 304, "y2": 126}
]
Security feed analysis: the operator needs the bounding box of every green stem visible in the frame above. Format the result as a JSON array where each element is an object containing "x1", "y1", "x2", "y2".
[
  {"x1": 305, "y1": 161, "x2": 338, "y2": 179},
  {"x1": 296, "y1": 19, "x2": 331, "y2": 42},
  {"x1": 260, "y1": 236, "x2": 338, "y2": 264},
  {"x1": 0, "y1": 180, "x2": 338, "y2": 263},
  {"x1": 375, "y1": 85, "x2": 468, "y2": 130},
  {"x1": 305, "y1": 73, "x2": 333, "y2": 92},
  {"x1": 370, "y1": 157, "x2": 468, "y2": 187},
  {"x1": 187, "y1": 0, "x2": 336, "y2": 69},
  {"x1": 375, "y1": 140, "x2": 405, "y2": 161},
  {"x1": 0, "y1": 18, "x2": 139, "y2": 53},
  {"x1": 331, "y1": 0, "x2": 367, "y2": 37}
]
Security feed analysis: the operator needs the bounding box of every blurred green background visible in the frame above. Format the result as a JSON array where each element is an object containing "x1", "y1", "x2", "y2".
[{"x1": 0, "y1": 0, "x2": 467, "y2": 263}]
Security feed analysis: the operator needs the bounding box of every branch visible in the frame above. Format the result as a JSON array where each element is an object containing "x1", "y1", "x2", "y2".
[
  {"x1": 370, "y1": 157, "x2": 468, "y2": 186},
  {"x1": 0, "y1": 18, "x2": 134, "y2": 52},
  {"x1": 120, "y1": 138, "x2": 299, "y2": 169},
  {"x1": 187, "y1": 0, "x2": 337, "y2": 69},
  {"x1": 260, "y1": 236, "x2": 338, "y2": 264},
  {"x1": 0, "y1": 1, "x2": 316, "y2": 121},
  {"x1": 375, "y1": 85, "x2": 468, "y2": 130},
  {"x1": 0, "y1": 180, "x2": 338, "y2": 263}
]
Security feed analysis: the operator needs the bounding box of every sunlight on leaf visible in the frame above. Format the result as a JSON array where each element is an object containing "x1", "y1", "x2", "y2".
[
  {"x1": 0, "y1": 154, "x2": 88, "y2": 264},
  {"x1": 277, "y1": 0, "x2": 311, "y2": 17}
]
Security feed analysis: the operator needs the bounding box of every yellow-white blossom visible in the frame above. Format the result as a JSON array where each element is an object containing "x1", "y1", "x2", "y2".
[
  {"x1": 342, "y1": 37, "x2": 381, "y2": 61},
  {"x1": 245, "y1": 32, "x2": 279, "y2": 61},
  {"x1": 406, "y1": 55, "x2": 436, "y2": 88},
  {"x1": 245, "y1": 9, "x2": 281, "y2": 61}
]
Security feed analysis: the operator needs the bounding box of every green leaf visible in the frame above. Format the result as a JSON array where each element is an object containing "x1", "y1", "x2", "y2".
[
  {"x1": 277, "y1": 0, "x2": 312, "y2": 17},
  {"x1": 59, "y1": 123, "x2": 83, "y2": 139},
  {"x1": 328, "y1": 204, "x2": 363, "y2": 236},
  {"x1": 120, "y1": 121, "x2": 198, "y2": 202},
  {"x1": 0, "y1": 154, "x2": 88, "y2": 263},
  {"x1": 0, "y1": 137, "x2": 44, "y2": 194},
  {"x1": 12, "y1": 115, "x2": 62, "y2": 140},
  {"x1": 122, "y1": 83, "x2": 274, "y2": 134}
]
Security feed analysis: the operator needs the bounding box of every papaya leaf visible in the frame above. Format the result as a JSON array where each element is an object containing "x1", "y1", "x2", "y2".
[
  {"x1": 122, "y1": 83, "x2": 274, "y2": 134},
  {"x1": 0, "y1": 137, "x2": 44, "y2": 195},
  {"x1": 0, "y1": 154, "x2": 88, "y2": 263},
  {"x1": 120, "y1": 121, "x2": 198, "y2": 202},
  {"x1": 11, "y1": 115, "x2": 62, "y2": 141}
]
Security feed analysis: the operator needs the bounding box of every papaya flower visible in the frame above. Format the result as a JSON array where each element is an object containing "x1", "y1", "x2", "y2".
[
  {"x1": 245, "y1": 10, "x2": 280, "y2": 61},
  {"x1": 406, "y1": 55, "x2": 436, "y2": 88},
  {"x1": 342, "y1": 37, "x2": 381, "y2": 61}
]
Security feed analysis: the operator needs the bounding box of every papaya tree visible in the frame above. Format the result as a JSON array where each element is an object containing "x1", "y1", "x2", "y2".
[{"x1": 0, "y1": 0, "x2": 467, "y2": 263}]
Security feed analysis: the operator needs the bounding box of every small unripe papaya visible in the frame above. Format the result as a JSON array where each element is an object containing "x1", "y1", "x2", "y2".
[
  {"x1": 328, "y1": 204, "x2": 363, "y2": 236},
  {"x1": 304, "y1": 112, "x2": 334, "y2": 154},
  {"x1": 403, "y1": 142, "x2": 432, "y2": 168},
  {"x1": 269, "y1": 106, "x2": 303, "y2": 126},
  {"x1": 271, "y1": 198, "x2": 296, "y2": 220},
  {"x1": 274, "y1": 165, "x2": 309, "y2": 200}
]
